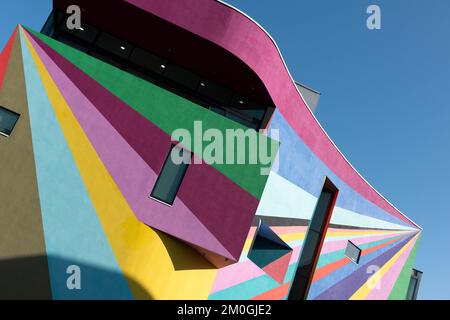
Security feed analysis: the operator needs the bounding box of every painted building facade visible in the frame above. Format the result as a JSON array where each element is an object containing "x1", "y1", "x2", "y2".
[{"x1": 0, "y1": 0, "x2": 422, "y2": 300}]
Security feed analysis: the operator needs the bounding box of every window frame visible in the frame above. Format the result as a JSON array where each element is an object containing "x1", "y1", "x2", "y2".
[
  {"x1": 149, "y1": 144, "x2": 192, "y2": 206},
  {"x1": 345, "y1": 240, "x2": 362, "y2": 264},
  {"x1": 0, "y1": 106, "x2": 20, "y2": 137}
]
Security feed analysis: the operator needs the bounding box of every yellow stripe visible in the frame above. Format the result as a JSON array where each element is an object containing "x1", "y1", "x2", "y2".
[
  {"x1": 325, "y1": 230, "x2": 410, "y2": 238},
  {"x1": 349, "y1": 234, "x2": 418, "y2": 300},
  {"x1": 22, "y1": 29, "x2": 217, "y2": 300}
]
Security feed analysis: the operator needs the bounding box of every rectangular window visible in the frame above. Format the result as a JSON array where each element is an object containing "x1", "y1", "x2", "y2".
[
  {"x1": 289, "y1": 178, "x2": 338, "y2": 300},
  {"x1": 0, "y1": 106, "x2": 20, "y2": 137},
  {"x1": 150, "y1": 144, "x2": 191, "y2": 206},
  {"x1": 406, "y1": 269, "x2": 423, "y2": 300},
  {"x1": 95, "y1": 32, "x2": 133, "y2": 60},
  {"x1": 345, "y1": 240, "x2": 361, "y2": 264}
]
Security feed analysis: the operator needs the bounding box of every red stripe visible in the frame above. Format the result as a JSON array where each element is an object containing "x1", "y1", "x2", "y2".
[
  {"x1": 0, "y1": 28, "x2": 17, "y2": 91},
  {"x1": 251, "y1": 282, "x2": 291, "y2": 300}
]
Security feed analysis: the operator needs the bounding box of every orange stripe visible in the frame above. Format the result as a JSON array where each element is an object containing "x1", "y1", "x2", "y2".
[
  {"x1": 312, "y1": 235, "x2": 406, "y2": 282},
  {"x1": 251, "y1": 283, "x2": 291, "y2": 300}
]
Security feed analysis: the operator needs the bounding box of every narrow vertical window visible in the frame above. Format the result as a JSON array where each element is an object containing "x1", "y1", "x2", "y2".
[
  {"x1": 406, "y1": 269, "x2": 423, "y2": 300},
  {"x1": 150, "y1": 144, "x2": 191, "y2": 205},
  {"x1": 0, "y1": 106, "x2": 20, "y2": 137},
  {"x1": 288, "y1": 178, "x2": 338, "y2": 300}
]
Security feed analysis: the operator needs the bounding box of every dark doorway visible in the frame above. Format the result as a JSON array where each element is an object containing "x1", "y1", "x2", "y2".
[{"x1": 288, "y1": 178, "x2": 338, "y2": 300}]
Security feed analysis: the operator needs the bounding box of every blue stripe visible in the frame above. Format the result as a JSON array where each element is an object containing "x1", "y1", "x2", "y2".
[
  {"x1": 269, "y1": 110, "x2": 412, "y2": 228},
  {"x1": 19, "y1": 29, "x2": 133, "y2": 300}
]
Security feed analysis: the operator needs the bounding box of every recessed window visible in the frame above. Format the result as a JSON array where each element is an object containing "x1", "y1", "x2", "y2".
[
  {"x1": 129, "y1": 48, "x2": 167, "y2": 75},
  {"x1": 289, "y1": 178, "x2": 338, "y2": 300},
  {"x1": 406, "y1": 269, "x2": 423, "y2": 300},
  {"x1": 197, "y1": 79, "x2": 233, "y2": 106},
  {"x1": 95, "y1": 32, "x2": 133, "y2": 59},
  {"x1": 60, "y1": 20, "x2": 99, "y2": 43},
  {"x1": 0, "y1": 106, "x2": 20, "y2": 137},
  {"x1": 248, "y1": 219, "x2": 293, "y2": 284},
  {"x1": 345, "y1": 240, "x2": 361, "y2": 264},
  {"x1": 150, "y1": 144, "x2": 191, "y2": 206},
  {"x1": 164, "y1": 64, "x2": 201, "y2": 91}
]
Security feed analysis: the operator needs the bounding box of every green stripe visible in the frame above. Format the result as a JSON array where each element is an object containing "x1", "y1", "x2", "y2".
[
  {"x1": 388, "y1": 236, "x2": 420, "y2": 300},
  {"x1": 28, "y1": 28, "x2": 278, "y2": 199}
]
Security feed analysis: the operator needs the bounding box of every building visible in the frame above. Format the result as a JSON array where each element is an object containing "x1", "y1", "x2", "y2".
[{"x1": 0, "y1": 0, "x2": 422, "y2": 300}]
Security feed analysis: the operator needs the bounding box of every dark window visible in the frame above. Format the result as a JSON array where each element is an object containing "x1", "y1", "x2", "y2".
[
  {"x1": 45, "y1": 10, "x2": 273, "y2": 130},
  {"x1": 130, "y1": 48, "x2": 167, "y2": 75},
  {"x1": 406, "y1": 269, "x2": 423, "y2": 300},
  {"x1": 90, "y1": 50, "x2": 123, "y2": 69},
  {"x1": 95, "y1": 32, "x2": 133, "y2": 59},
  {"x1": 248, "y1": 219, "x2": 293, "y2": 284},
  {"x1": 288, "y1": 178, "x2": 338, "y2": 300},
  {"x1": 0, "y1": 106, "x2": 20, "y2": 137},
  {"x1": 60, "y1": 20, "x2": 99, "y2": 44},
  {"x1": 198, "y1": 79, "x2": 233, "y2": 106},
  {"x1": 164, "y1": 64, "x2": 201, "y2": 91},
  {"x1": 345, "y1": 241, "x2": 361, "y2": 264},
  {"x1": 150, "y1": 145, "x2": 191, "y2": 206}
]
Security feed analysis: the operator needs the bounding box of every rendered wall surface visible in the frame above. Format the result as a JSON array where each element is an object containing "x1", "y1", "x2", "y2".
[
  {"x1": 0, "y1": 28, "x2": 52, "y2": 300},
  {"x1": 0, "y1": 0, "x2": 421, "y2": 300}
]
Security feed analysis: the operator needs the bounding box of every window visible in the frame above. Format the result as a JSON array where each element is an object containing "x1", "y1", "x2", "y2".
[
  {"x1": 95, "y1": 32, "x2": 133, "y2": 59},
  {"x1": 164, "y1": 64, "x2": 201, "y2": 91},
  {"x1": 248, "y1": 219, "x2": 293, "y2": 284},
  {"x1": 150, "y1": 144, "x2": 191, "y2": 206},
  {"x1": 0, "y1": 106, "x2": 20, "y2": 137},
  {"x1": 406, "y1": 269, "x2": 423, "y2": 300},
  {"x1": 289, "y1": 178, "x2": 338, "y2": 300},
  {"x1": 46, "y1": 10, "x2": 274, "y2": 130},
  {"x1": 129, "y1": 48, "x2": 167, "y2": 75},
  {"x1": 345, "y1": 241, "x2": 361, "y2": 264},
  {"x1": 60, "y1": 20, "x2": 99, "y2": 44}
]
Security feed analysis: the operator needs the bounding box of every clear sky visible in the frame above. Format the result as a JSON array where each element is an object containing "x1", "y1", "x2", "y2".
[{"x1": 0, "y1": 0, "x2": 448, "y2": 300}]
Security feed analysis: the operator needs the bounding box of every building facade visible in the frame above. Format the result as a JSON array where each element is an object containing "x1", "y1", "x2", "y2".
[{"x1": 0, "y1": 0, "x2": 421, "y2": 300}]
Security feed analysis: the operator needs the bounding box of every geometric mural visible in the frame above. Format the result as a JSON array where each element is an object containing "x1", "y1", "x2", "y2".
[
  {"x1": 0, "y1": 0, "x2": 421, "y2": 300},
  {"x1": 248, "y1": 220, "x2": 293, "y2": 284}
]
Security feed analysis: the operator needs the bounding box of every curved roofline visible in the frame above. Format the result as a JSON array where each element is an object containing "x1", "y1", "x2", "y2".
[{"x1": 217, "y1": 0, "x2": 421, "y2": 230}]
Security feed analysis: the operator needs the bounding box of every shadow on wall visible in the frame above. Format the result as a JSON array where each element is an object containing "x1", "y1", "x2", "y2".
[
  {"x1": 155, "y1": 229, "x2": 216, "y2": 271},
  {"x1": 0, "y1": 255, "x2": 152, "y2": 300}
]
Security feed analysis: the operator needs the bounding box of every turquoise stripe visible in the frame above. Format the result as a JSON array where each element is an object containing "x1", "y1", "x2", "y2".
[
  {"x1": 209, "y1": 264, "x2": 297, "y2": 300},
  {"x1": 19, "y1": 29, "x2": 133, "y2": 300}
]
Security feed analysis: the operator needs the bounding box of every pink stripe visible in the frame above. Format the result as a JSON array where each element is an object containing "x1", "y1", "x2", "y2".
[
  {"x1": 365, "y1": 237, "x2": 417, "y2": 300},
  {"x1": 320, "y1": 231, "x2": 413, "y2": 254},
  {"x1": 211, "y1": 245, "x2": 301, "y2": 294},
  {"x1": 27, "y1": 32, "x2": 234, "y2": 260}
]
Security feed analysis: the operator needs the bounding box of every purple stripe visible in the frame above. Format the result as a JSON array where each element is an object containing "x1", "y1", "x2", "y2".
[{"x1": 314, "y1": 234, "x2": 414, "y2": 300}]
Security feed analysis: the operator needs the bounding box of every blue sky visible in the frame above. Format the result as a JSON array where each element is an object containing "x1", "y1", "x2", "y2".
[{"x1": 0, "y1": 0, "x2": 448, "y2": 299}]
